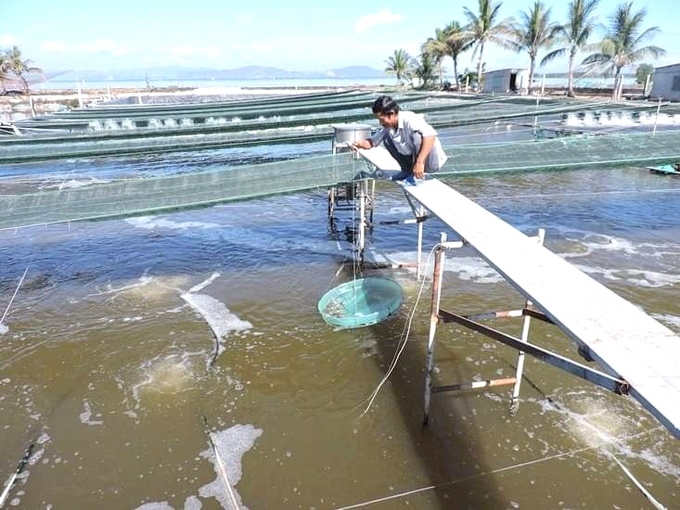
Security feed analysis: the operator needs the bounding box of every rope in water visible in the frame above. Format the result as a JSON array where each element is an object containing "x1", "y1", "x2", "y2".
[
  {"x1": 358, "y1": 245, "x2": 437, "y2": 416},
  {"x1": 334, "y1": 426, "x2": 667, "y2": 510}
]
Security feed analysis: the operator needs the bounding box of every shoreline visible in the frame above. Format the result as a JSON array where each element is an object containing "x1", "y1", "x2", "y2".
[{"x1": 0, "y1": 84, "x2": 636, "y2": 123}]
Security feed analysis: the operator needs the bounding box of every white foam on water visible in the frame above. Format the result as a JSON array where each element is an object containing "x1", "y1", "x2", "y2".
[
  {"x1": 574, "y1": 264, "x2": 680, "y2": 288},
  {"x1": 79, "y1": 400, "x2": 104, "y2": 426},
  {"x1": 651, "y1": 313, "x2": 680, "y2": 332},
  {"x1": 96, "y1": 273, "x2": 191, "y2": 302},
  {"x1": 134, "y1": 502, "x2": 174, "y2": 510},
  {"x1": 0, "y1": 323, "x2": 8, "y2": 335},
  {"x1": 125, "y1": 216, "x2": 222, "y2": 230},
  {"x1": 131, "y1": 354, "x2": 199, "y2": 403},
  {"x1": 44, "y1": 177, "x2": 112, "y2": 190},
  {"x1": 180, "y1": 273, "x2": 253, "y2": 360},
  {"x1": 388, "y1": 251, "x2": 504, "y2": 284},
  {"x1": 187, "y1": 272, "x2": 220, "y2": 294},
  {"x1": 198, "y1": 423, "x2": 263, "y2": 510},
  {"x1": 126, "y1": 216, "x2": 349, "y2": 257},
  {"x1": 532, "y1": 390, "x2": 680, "y2": 481}
]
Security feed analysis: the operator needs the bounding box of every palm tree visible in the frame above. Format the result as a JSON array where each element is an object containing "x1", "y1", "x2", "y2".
[
  {"x1": 4, "y1": 46, "x2": 43, "y2": 92},
  {"x1": 542, "y1": 0, "x2": 601, "y2": 97},
  {"x1": 444, "y1": 21, "x2": 475, "y2": 89},
  {"x1": 422, "y1": 28, "x2": 450, "y2": 87},
  {"x1": 508, "y1": 1, "x2": 560, "y2": 95},
  {"x1": 458, "y1": 0, "x2": 514, "y2": 90},
  {"x1": 385, "y1": 49, "x2": 415, "y2": 88},
  {"x1": 0, "y1": 52, "x2": 8, "y2": 93},
  {"x1": 414, "y1": 52, "x2": 438, "y2": 89},
  {"x1": 582, "y1": 2, "x2": 665, "y2": 100}
]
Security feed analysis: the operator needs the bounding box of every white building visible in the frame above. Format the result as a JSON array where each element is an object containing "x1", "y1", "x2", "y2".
[
  {"x1": 482, "y1": 68, "x2": 529, "y2": 94},
  {"x1": 649, "y1": 63, "x2": 680, "y2": 101}
]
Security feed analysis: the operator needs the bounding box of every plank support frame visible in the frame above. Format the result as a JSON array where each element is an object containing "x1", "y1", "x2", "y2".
[{"x1": 422, "y1": 227, "x2": 630, "y2": 427}]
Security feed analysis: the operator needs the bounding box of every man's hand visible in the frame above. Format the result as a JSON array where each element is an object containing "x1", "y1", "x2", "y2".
[
  {"x1": 352, "y1": 139, "x2": 372, "y2": 150},
  {"x1": 413, "y1": 160, "x2": 425, "y2": 179}
]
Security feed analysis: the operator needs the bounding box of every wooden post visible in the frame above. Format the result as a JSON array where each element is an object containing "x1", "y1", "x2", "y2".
[
  {"x1": 424, "y1": 232, "x2": 446, "y2": 426},
  {"x1": 541, "y1": 74, "x2": 546, "y2": 96},
  {"x1": 76, "y1": 80, "x2": 84, "y2": 109},
  {"x1": 511, "y1": 228, "x2": 545, "y2": 412},
  {"x1": 644, "y1": 74, "x2": 651, "y2": 96},
  {"x1": 653, "y1": 98, "x2": 661, "y2": 136}
]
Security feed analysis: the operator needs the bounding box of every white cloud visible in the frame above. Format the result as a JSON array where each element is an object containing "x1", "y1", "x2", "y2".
[
  {"x1": 0, "y1": 34, "x2": 18, "y2": 46},
  {"x1": 250, "y1": 43, "x2": 276, "y2": 52},
  {"x1": 354, "y1": 9, "x2": 403, "y2": 33},
  {"x1": 167, "y1": 45, "x2": 196, "y2": 57},
  {"x1": 41, "y1": 41, "x2": 70, "y2": 52},
  {"x1": 80, "y1": 39, "x2": 129, "y2": 56},
  {"x1": 201, "y1": 46, "x2": 222, "y2": 57}
]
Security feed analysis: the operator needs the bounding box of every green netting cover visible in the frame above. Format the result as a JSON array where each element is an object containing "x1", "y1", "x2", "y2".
[{"x1": 318, "y1": 277, "x2": 402, "y2": 329}]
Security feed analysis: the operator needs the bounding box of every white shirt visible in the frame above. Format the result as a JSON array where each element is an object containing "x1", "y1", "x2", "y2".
[{"x1": 370, "y1": 110, "x2": 448, "y2": 171}]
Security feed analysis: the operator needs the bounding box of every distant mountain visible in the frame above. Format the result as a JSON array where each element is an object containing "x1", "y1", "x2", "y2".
[{"x1": 49, "y1": 65, "x2": 389, "y2": 83}]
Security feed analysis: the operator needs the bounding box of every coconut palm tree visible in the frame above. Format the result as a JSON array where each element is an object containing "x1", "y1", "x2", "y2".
[
  {"x1": 541, "y1": 0, "x2": 601, "y2": 97},
  {"x1": 385, "y1": 49, "x2": 415, "y2": 88},
  {"x1": 444, "y1": 21, "x2": 475, "y2": 89},
  {"x1": 0, "y1": 52, "x2": 8, "y2": 93},
  {"x1": 458, "y1": 0, "x2": 514, "y2": 90},
  {"x1": 414, "y1": 52, "x2": 438, "y2": 89},
  {"x1": 422, "y1": 28, "x2": 450, "y2": 87},
  {"x1": 507, "y1": 1, "x2": 560, "y2": 95},
  {"x1": 4, "y1": 46, "x2": 43, "y2": 92},
  {"x1": 581, "y1": 2, "x2": 665, "y2": 100}
]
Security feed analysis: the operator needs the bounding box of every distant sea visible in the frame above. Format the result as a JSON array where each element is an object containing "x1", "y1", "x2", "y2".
[
  {"x1": 34, "y1": 75, "x2": 639, "y2": 92},
  {"x1": 35, "y1": 77, "x2": 396, "y2": 91}
]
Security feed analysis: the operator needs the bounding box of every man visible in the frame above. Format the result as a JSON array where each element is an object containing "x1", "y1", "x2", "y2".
[{"x1": 352, "y1": 95, "x2": 447, "y2": 182}]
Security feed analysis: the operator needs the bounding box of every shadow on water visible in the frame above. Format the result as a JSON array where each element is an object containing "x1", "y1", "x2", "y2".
[{"x1": 363, "y1": 291, "x2": 507, "y2": 509}]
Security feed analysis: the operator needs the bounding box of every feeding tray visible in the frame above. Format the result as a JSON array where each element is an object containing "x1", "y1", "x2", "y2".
[{"x1": 318, "y1": 277, "x2": 402, "y2": 329}]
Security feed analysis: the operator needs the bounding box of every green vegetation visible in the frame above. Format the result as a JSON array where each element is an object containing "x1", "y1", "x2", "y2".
[
  {"x1": 0, "y1": 2, "x2": 669, "y2": 99},
  {"x1": 407, "y1": 0, "x2": 666, "y2": 96},
  {"x1": 384, "y1": 49, "x2": 416, "y2": 88},
  {"x1": 0, "y1": 46, "x2": 43, "y2": 94},
  {"x1": 542, "y1": 0, "x2": 601, "y2": 97},
  {"x1": 581, "y1": 2, "x2": 665, "y2": 99}
]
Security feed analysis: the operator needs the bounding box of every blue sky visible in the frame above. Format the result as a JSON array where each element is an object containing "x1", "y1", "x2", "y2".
[{"x1": 1, "y1": 0, "x2": 679, "y2": 74}]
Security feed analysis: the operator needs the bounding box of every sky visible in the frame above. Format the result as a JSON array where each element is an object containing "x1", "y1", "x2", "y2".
[{"x1": 1, "y1": 0, "x2": 680, "y2": 76}]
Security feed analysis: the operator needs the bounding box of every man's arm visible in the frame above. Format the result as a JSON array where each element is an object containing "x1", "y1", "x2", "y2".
[{"x1": 413, "y1": 135, "x2": 435, "y2": 178}]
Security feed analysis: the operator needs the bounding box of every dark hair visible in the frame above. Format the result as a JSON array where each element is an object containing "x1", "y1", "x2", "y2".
[{"x1": 371, "y1": 95, "x2": 400, "y2": 115}]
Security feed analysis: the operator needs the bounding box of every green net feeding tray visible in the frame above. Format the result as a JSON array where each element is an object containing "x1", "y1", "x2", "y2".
[{"x1": 317, "y1": 277, "x2": 403, "y2": 329}]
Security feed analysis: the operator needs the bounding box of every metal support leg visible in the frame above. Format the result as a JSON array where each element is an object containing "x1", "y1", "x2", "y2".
[
  {"x1": 416, "y1": 204, "x2": 425, "y2": 280},
  {"x1": 424, "y1": 232, "x2": 447, "y2": 426},
  {"x1": 357, "y1": 182, "x2": 366, "y2": 268},
  {"x1": 511, "y1": 228, "x2": 545, "y2": 412}
]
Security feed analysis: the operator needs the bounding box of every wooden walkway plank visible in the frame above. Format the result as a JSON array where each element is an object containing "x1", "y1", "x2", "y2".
[{"x1": 402, "y1": 178, "x2": 680, "y2": 439}]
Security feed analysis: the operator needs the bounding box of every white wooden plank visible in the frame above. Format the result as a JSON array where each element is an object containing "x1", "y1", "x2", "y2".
[
  {"x1": 356, "y1": 146, "x2": 402, "y2": 171},
  {"x1": 404, "y1": 178, "x2": 680, "y2": 439}
]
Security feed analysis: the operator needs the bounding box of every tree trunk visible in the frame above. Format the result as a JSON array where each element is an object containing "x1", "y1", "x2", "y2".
[
  {"x1": 477, "y1": 45, "x2": 485, "y2": 92},
  {"x1": 567, "y1": 49, "x2": 576, "y2": 97},
  {"x1": 453, "y1": 58, "x2": 460, "y2": 90},
  {"x1": 527, "y1": 56, "x2": 536, "y2": 95},
  {"x1": 612, "y1": 71, "x2": 621, "y2": 101}
]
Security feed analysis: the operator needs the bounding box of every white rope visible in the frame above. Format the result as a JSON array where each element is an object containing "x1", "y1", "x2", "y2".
[
  {"x1": 333, "y1": 426, "x2": 664, "y2": 510},
  {"x1": 0, "y1": 266, "x2": 29, "y2": 327},
  {"x1": 359, "y1": 245, "x2": 438, "y2": 416}
]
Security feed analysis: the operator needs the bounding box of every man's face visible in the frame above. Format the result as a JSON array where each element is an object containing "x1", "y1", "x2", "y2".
[{"x1": 375, "y1": 111, "x2": 397, "y2": 129}]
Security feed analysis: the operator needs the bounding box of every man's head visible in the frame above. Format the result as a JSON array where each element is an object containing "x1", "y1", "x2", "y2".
[{"x1": 371, "y1": 95, "x2": 400, "y2": 128}]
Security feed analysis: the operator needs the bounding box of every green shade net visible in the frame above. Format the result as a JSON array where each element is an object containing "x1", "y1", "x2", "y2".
[{"x1": 3, "y1": 129, "x2": 680, "y2": 230}]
